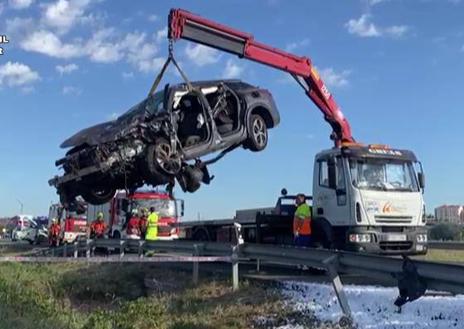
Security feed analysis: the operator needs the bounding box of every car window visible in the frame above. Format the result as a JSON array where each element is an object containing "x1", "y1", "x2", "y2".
[{"x1": 118, "y1": 91, "x2": 165, "y2": 120}]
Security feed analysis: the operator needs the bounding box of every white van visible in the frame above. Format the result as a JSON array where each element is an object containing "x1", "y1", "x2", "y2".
[{"x1": 11, "y1": 215, "x2": 34, "y2": 241}]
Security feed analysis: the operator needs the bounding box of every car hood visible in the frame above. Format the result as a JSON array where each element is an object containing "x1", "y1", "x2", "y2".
[{"x1": 60, "y1": 113, "x2": 145, "y2": 149}]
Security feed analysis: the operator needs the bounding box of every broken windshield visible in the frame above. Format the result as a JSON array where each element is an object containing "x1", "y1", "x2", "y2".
[
  {"x1": 349, "y1": 158, "x2": 419, "y2": 192},
  {"x1": 118, "y1": 91, "x2": 165, "y2": 120},
  {"x1": 131, "y1": 199, "x2": 177, "y2": 217}
]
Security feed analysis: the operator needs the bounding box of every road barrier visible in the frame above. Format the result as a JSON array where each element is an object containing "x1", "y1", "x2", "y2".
[
  {"x1": 428, "y1": 241, "x2": 464, "y2": 250},
  {"x1": 2, "y1": 237, "x2": 464, "y2": 327}
]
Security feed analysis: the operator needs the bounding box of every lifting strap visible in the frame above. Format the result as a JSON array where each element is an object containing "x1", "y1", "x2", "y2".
[{"x1": 147, "y1": 40, "x2": 193, "y2": 96}]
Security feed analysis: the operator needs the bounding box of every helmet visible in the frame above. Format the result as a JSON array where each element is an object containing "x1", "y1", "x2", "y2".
[
  {"x1": 51, "y1": 218, "x2": 57, "y2": 223},
  {"x1": 132, "y1": 208, "x2": 138, "y2": 215},
  {"x1": 97, "y1": 212, "x2": 104, "y2": 219}
]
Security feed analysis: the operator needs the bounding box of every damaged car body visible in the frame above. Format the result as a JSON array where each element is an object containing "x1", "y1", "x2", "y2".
[{"x1": 49, "y1": 80, "x2": 280, "y2": 206}]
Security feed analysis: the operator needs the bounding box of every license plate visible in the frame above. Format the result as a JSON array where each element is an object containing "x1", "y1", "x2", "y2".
[{"x1": 385, "y1": 234, "x2": 407, "y2": 242}]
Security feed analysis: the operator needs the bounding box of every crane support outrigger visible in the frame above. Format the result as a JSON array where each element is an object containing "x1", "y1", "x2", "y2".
[
  {"x1": 169, "y1": 8, "x2": 353, "y2": 146},
  {"x1": 169, "y1": 8, "x2": 428, "y2": 255}
]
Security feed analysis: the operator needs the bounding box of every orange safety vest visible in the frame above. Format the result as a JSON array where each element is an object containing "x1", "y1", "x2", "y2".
[{"x1": 293, "y1": 203, "x2": 312, "y2": 236}]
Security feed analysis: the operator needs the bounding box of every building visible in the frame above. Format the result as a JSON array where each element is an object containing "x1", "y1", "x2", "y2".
[{"x1": 434, "y1": 205, "x2": 464, "y2": 224}]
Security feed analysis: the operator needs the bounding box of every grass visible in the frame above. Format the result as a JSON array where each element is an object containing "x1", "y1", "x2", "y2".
[
  {"x1": 415, "y1": 248, "x2": 464, "y2": 263},
  {"x1": 0, "y1": 261, "x2": 292, "y2": 329}
]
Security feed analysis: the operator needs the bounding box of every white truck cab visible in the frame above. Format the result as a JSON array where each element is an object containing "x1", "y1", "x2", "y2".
[{"x1": 312, "y1": 144, "x2": 427, "y2": 254}]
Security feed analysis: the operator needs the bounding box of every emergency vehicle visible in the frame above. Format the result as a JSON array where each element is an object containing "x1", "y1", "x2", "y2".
[
  {"x1": 48, "y1": 203, "x2": 88, "y2": 244},
  {"x1": 87, "y1": 190, "x2": 184, "y2": 240}
]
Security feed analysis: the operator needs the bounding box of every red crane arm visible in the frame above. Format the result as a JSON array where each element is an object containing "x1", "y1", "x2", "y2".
[{"x1": 168, "y1": 8, "x2": 354, "y2": 146}]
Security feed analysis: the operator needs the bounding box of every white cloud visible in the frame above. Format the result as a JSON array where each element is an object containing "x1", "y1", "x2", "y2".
[
  {"x1": 155, "y1": 27, "x2": 167, "y2": 43},
  {"x1": 42, "y1": 0, "x2": 92, "y2": 33},
  {"x1": 346, "y1": 14, "x2": 380, "y2": 37},
  {"x1": 85, "y1": 28, "x2": 124, "y2": 63},
  {"x1": 21, "y1": 30, "x2": 82, "y2": 58},
  {"x1": 56, "y1": 63, "x2": 79, "y2": 75},
  {"x1": 369, "y1": 0, "x2": 389, "y2": 6},
  {"x1": 62, "y1": 85, "x2": 81, "y2": 95},
  {"x1": 285, "y1": 38, "x2": 310, "y2": 52},
  {"x1": 185, "y1": 43, "x2": 220, "y2": 66},
  {"x1": 222, "y1": 59, "x2": 244, "y2": 79},
  {"x1": 384, "y1": 25, "x2": 409, "y2": 38},
  {"x1": 147, "y1": 14, "x2": 158, "y2": 22},
  {"x1": 319, "y1": 67, "x2": 350, "y2": 88},
  {"x1": 8, "y1": 0, "x2": 34, "y2": 10},
  {"x1": 122, "y1": 72, "x2": 134, "y2": 79},
  {"x1": 5, "y1": 17, "x2": 35, "y2": 39},
  {"x1": 0, "y1": 61, "x2": 40, "y2": 87},
  {"x1": 346, "y1": 14, "x2": 408, "y2": 38}
]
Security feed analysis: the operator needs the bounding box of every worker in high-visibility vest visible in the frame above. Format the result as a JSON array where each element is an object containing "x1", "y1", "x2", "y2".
[
  {"x1": 90, "y1": 212, "x2": 107, "y2": 239},
  {"x1": 145, "y1": 207, "x2": 159, "y2": 241},
  {"x1": 293, "y1": 193, "x2": 312, "y2": 247}
]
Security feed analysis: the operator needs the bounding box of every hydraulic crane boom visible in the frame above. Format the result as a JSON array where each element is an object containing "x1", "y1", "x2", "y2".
[{"x1": 168, "y1": 8, "x2": 354, "y2": 146}]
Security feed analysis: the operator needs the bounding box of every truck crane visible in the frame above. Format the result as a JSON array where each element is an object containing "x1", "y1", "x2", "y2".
[{"x1": 169, "y1": 9, "x2": 427, "y2": 254}]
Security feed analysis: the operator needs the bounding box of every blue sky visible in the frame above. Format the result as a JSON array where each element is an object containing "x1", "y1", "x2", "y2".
[{"x1": 0, "y1": 0, "x2": 464, "y2": 218}]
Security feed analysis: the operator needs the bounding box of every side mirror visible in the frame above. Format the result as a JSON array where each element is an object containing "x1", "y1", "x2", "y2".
[
  {"x1": 281, "y1": 188, "x2": 288, "y2": 196},
  {"x1": 418, "y1": 172, "x2": 425, "y2": 189}
]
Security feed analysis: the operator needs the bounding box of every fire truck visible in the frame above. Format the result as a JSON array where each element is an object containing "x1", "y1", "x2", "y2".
[
  {"x1": 48, "y1": 202, "x2": 88, "y2": 244},
  {"x1": 87, "y1": 190, "x2": 184, "y2": 240}
]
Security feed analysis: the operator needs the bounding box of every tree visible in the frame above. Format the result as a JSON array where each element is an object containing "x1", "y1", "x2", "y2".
[{"x1": 428, "y1": 223, "x2": 462, "y2": 241}]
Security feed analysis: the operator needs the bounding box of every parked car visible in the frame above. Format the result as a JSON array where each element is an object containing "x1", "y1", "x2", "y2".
[
  {"x1": 10, "y1": 215, "x2": 34, "y2": 241},
  {"x1": 50, "y1": 80, "x2": 280, "y2": 206}
]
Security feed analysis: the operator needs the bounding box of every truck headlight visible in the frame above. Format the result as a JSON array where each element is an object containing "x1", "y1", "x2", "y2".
[
  {"x1": 349, "y1": 233, "x2": 372, "y2": 243},
  {"x1": 416, "y1": 234, "x2": 427, "y2": 243}
]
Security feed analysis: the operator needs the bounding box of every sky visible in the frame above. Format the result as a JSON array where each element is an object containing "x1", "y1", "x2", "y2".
[{"x1": 0, "y1": 0, "x2": 464, "y2": 219}]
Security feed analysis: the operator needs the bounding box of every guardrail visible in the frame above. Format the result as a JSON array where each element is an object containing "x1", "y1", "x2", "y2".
[
  {"x1": 3, "y1": 237, "x2": 464, "y2": 327},
  {"x1": 428, "y1": 241, "x2": 464, "y2": 250}
]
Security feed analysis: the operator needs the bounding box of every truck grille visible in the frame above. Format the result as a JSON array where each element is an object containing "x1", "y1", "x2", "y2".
[
  {"x1": 375, "y1": 215, "x2": 413, "y2": 224},
  {"x1": 379, "y1": 241, "x2": 413, "y2": 251}
]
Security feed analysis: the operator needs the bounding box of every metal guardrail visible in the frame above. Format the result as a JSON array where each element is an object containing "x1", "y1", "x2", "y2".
[
  {"x1": 428, "y1": 241, "x2": 464, "y2": 250},
  {"x1": 3, "y1": 237, "x2": 464, "y2": 327}
]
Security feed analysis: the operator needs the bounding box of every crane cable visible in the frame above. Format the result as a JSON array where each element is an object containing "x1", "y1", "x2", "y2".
[{"x1": 147, "y1": 39, "x2": 193, "y2": 97}]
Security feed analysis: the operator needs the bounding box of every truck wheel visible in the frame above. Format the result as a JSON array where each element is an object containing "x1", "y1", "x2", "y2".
[
  {"x1": 193, "y1": 228, "x2": 210, "y2": 241},
  {"x1": 81, "y1": 186, "x2": 116, "y2": 205},
  {"x1": 245, "y1": 114, "x2": 268, "y2": 152},
  {"x1": 146, "y1": 138, "x2": 182, "y2": 180}
]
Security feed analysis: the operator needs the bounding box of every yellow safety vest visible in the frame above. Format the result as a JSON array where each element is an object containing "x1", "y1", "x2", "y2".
[{"x1": 145, "y1": 212, "x2": 159, "y2": 241}]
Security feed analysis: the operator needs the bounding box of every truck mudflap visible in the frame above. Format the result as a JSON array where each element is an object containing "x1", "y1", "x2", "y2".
[{"x1": 345, "y1": 226, "x2": 428, "y2": 255}]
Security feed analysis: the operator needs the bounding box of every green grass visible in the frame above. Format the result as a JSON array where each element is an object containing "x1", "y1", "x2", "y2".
[{"x1": 0, "y1": 262, "x2": 290, "y2": 329}]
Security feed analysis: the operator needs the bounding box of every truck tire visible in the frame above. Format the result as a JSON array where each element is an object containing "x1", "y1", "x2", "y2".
[
  {"x1": 245, "y1": 114, "x2": 268, "y2": 152},
  {"x1": 192, "y1": 228, "x2": 210, "y2": 241}
]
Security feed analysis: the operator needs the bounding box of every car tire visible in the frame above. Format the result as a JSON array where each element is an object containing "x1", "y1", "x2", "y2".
[
  {"x1": 245, "y1": 114, "x2": 268, "y2": 152},
  {"x1": 81, "y1": 186, "x2": 116, "y2": 205},
  {"x1": 146, "y1": 138, "x2": 182, "y2": 183}
]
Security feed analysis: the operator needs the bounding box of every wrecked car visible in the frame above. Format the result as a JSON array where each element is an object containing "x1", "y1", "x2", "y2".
[{"x1": 49, "y1": 80, "x2": 280, "y2": 205}]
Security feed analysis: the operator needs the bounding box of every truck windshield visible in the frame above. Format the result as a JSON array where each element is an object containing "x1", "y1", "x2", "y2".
[
  {"x1": 349, "y1": 158, "x2": 419, "y2": 192},
  {"x1": 131, "y1": 199, "x2": 177, "y2": 217}
]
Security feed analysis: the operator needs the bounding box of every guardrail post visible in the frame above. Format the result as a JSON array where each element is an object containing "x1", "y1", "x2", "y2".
[
  {"x1": 51, "y1": 247, "x2": 55, "y2": 257},
  {"x1": 192, "y1": 244, "x2": 202, "y2": 286},
  {"x1": 120, "y1": 240, "x2": 125, "y2": 258},
  {"x1": 256, "y1": 259, "x2": 261, "y2": 272},
  {"x1": 73, "y1": 241, "x2": 78, "y2": 258},
  {"x1": 86, "y1": 239, "x2": 91, "y2": 258},
  {"x1": 232, "y1": 245, "x2": 239, "y2": 291},
  {"x1": 63, "y1": 243, "x2": 68, "y2": 257},
  {"x1": 322, "y1": 255, "x2": 352, "y2": 327},
  {"x1": 138, "y1": 240, "x2": 145, "y2": 258}
]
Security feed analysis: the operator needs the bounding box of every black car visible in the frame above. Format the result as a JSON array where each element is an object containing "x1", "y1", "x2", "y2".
[{"x1": 49, "y1": 80, "x2": 280, "y2": 205}]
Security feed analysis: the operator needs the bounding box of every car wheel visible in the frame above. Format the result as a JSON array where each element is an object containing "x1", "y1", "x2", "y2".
[
  {"x1": 81, "y1": 186, "x2": 116, "y2": 205},
  {"x1": 245, "y1": 114, "x2": 268, "y2": 152},
  {"x1": 146, "y1": 138, "x2": 182, "y2": 182}
]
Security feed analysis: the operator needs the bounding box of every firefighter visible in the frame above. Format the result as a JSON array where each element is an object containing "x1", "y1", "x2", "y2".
[
  {"x1": 48, "y1": 218, "x2": 61, "y2": 247},
  {"x1": 90, "y1": 212, "x2": 107, "y2": 239},
  {"x1": 126, "y1": 208, "x2": 141, "y2": 237},
  {"x1": 139, "y1": 208, "x2": 148, "y2": 239},
  {"x1": 293, "y1": 193, "x2": 312, "y2": 247},
  {"x1": 145, "y1": 207, "x2": 159, "y2": 241}
]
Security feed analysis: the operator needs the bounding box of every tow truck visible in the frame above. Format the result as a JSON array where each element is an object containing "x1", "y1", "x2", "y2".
[{"x1": 167, "y1": 9, "x2": 427, "y2": 254}]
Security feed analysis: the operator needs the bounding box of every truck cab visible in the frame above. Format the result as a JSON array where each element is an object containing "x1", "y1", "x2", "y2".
[{"x1": 312, "y1": 144, "x2": 427, "y2": 254}]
